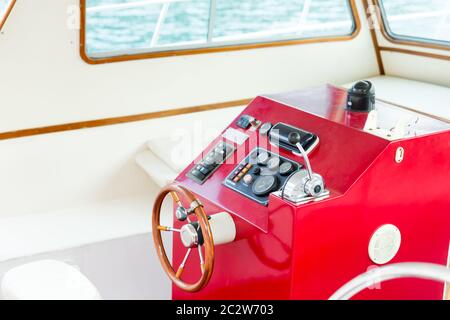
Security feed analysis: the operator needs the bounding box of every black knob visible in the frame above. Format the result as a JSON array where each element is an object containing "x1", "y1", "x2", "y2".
[
  {"x1": 347, "y1": 80, "x2": 375, "y2": 112},
  {"x1": 253, "y1": 167, "x2": 261, "y2": 175},
  {"x1": 314, "y1": 185, "x2": 322, "y2": 194},
  {"x1": 288, "y1": 132, "x2": 301, "y2": 145}
]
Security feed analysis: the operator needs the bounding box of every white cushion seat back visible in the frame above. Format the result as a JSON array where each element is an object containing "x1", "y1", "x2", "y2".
[{"x1": 1, "y1": 260, "x2": 101, "y2": 300}]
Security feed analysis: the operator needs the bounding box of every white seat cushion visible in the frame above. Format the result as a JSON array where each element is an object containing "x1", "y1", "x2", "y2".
[
  {"x1": 344, "y1": 76, "x2": 450, "y2": 120},
  {"x1": 136, "y1": 150, "x2": 178, "y2": 188},
  {"x1": 1, "y1": 260, "x2": 101, "y2": 300}
]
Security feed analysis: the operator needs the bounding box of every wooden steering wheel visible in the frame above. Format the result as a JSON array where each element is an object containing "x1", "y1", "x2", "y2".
[{"x1": 152, "y1": 184, "x2": 214, "y2": 292}]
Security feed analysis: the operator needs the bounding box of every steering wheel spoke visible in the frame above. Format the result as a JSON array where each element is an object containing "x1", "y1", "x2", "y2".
[
  {"x1": 157, "y1": 225, "x2": 180, "y2": 232},
  {"x1": 198, "y1": 245, "x2": 205, "y2": 274},
  {"x1": 176, "y1": 248, "x2": 192, "y2": 279},
  {"x1": 169, "y1": 191, "x2": 182, "y2": 206}
]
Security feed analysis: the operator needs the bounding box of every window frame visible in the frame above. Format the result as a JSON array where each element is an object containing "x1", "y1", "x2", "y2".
[
  {"x1": 0, "y1": 0, "x2": 16, "y2": 31},
  {"x1": 80, "y1": 0, "x2": 361, "y2": 64},
  {"x1": 374, "y1": 0, "x2": 450, "y2": 51}
]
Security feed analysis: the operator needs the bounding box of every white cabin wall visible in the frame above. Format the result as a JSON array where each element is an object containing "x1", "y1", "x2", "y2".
[
  {"x1": 380, "y1": 49, "x2": 450, "y2": 88},
  {"x1": 0, "y1": 0, "x2": 379, "y2": 133},
  {"x1": 0, "y1": 108, "x2": 240, "y2": 218}
]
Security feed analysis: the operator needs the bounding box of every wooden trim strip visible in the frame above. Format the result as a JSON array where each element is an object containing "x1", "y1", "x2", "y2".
[
  {"x1": 0, "y1": 0, "x2": 16, "y2": 31},
  {"x1": 362, "y1": 0, "x2": 385, "y2": 75},
  {"x1": 2, "y1": 93, "x2": 447, "y2": 142},
  {"x1": 80, "y1": 0, "x2": 362, "y2": 65},
  {"x1": 0, "y1": 98, "x2": 251, "y2": 141},
  {"x1": 379, "y1": 46, "x2": 450, "y2": 62},
  {"x1": 373, "y1": 0, "x2": 450, "y2": 53}
]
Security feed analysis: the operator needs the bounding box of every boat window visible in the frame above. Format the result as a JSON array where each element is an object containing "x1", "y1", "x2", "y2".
[
  {"x1": 82, "y1": 0, "x2": 357, "y2": 62},
  {"x1": 378, "y1": 0, "x2": 450, "y2": 47},
  {"x1": 0, "y1": 0, "x2": 15, "y2": 30}
]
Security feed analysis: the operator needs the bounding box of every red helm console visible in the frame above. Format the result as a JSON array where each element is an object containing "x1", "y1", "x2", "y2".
[{"x1": 153, "y1": 84, "x2": 450, "y2": 300}]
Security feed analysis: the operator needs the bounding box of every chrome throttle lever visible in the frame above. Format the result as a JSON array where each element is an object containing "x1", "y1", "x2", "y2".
[
  {"x1": 288, "y1": 132, "x2": 314, "y2": 180},
  {"x1": 282, "y1": 133, "x2": 326, "y2": 202}
]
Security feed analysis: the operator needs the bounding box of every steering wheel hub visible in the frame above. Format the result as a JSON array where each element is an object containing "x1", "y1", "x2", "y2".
[{"x1": 180, "y1": 224, "x2": 199, "y2": 248}]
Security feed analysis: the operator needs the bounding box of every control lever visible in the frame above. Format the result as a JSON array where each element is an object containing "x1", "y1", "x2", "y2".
[
  {"x1": 288, "y1": 132, "x2": 313, "y2": 181},
  {"x1": 284, "y1": 132, "x2": 325, "y2": 199}
]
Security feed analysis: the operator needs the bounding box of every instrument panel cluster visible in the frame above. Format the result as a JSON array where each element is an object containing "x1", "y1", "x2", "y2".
[{"x1": 223, "y1": 148, "x2": 302, "y2": 206}]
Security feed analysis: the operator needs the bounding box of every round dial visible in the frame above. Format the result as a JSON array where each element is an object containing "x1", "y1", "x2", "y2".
[
  {"x1": 279, "y1": 162, "x2": 294, "y2": 176},
  {"x1": 252, "y1": 175, "x2": 279, "y2": 197},
  {"x1": 257, "y1": 152, "x2": 270, "y2": 165},
  {"x1": 267, "y1": 157, "x2": 281, "y2": 170},
  {"x1": 259, "y1": 122, "x2": 272, "y2": 136}
]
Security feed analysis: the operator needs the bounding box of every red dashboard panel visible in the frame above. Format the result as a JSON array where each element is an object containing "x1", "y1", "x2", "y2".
[{"x1": 171, "y1": 85, "x2": 450, "y2": 300}]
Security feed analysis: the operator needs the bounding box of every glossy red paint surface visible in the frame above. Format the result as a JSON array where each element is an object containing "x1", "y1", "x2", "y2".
[{"x1": 171, "y1": 85, "x2": 450, "y2": 300}]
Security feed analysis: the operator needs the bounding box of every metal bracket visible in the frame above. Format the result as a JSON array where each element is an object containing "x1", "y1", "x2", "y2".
[{"x1": 187, "y1": 199, "x2": 203, "y2": 214}]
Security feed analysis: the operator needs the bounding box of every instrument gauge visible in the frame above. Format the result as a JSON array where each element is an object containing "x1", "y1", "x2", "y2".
[
  {"x1": 257, "y1": 152, "x2": 270, "y2": 165},
  {"x1": 267, "y1": 157, "x2": 281, "y2": 170},
  {"x1": 252, "y1": 175, "x2": 279, "y2": 197},
  {"x1": 279, "y1": 162, "x2": 294, "y2": 176}
]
